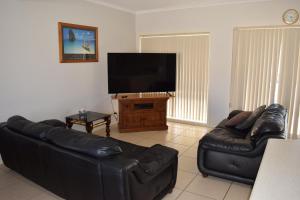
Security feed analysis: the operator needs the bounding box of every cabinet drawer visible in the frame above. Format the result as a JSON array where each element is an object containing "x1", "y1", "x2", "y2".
[
  {"x1": 143, "y1": 112, "x2": 165, "y2": 127},
  {"x1": 119, "y1": 113, "x2": 142, "y2": 129},
  {"x1": 119, "y1": 102, "x2": 133, "y2": 113},
  {"x1": 154, "y1": 101, "x2": 167, "y2": 111}
]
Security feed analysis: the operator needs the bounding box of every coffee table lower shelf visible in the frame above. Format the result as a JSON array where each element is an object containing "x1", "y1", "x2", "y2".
[{"x1": 65, "y1": 112, "x2": 111, "y2": 136}]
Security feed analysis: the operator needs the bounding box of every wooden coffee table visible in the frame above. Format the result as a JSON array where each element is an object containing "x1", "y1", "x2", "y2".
[{"x1": 65, "y1": 111, "x2": 111, "y2": 136}]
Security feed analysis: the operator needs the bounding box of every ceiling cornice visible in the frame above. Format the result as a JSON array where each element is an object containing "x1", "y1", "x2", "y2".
[
  {"x1": 85, "y1": 0, "x2": 273, "y2": 15},
  {"x1": 136, "y1": 0, "x2": 273, "y2": 15},
  {"x1": 85, "y1": 0, "x2": 135, "y2": 14}
]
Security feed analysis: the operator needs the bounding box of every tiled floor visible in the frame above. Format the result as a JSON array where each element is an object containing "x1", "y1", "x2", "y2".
[{"x1": 0, "y1": 122, "x2": 252, "y2": 200}]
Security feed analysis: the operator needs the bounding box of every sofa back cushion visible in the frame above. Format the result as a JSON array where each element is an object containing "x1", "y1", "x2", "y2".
[
  {"x1": 7, "y1": 116, "x2": 52, "y2": 140},
  {"x1": 225, "y1": 111, "x2": 252, "y2": 127},
  {"x1": 39, "y1": 119, "x2": 66, "y2": 128},
  {"x1": 46, "y1": 128, "x2": 122, "y2": 158},
  {"x1": 235, "y1": 105, "x2": 266, "y2": 130},
  {"x1": 227, "y1": 110, "x2": 243, "y2": 120},
  {"x1": 265, "y1": 103, "x2": 287, "y2": 116},
  {"x1": 250, "y1": 104, "x2": 287, "y2": 140}
]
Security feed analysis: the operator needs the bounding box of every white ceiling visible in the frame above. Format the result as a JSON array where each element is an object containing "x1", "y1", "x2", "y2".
[{"x1": 86, "y1": 0, "x2": 272, "y2": 14}]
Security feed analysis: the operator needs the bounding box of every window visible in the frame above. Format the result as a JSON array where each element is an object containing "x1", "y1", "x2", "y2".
[
  {"x1": 140, "y1": 33, "x2": 210, "y2": 124},
  {"x1": 231, "y1": 26, "x2": 300, "y2": 138}
]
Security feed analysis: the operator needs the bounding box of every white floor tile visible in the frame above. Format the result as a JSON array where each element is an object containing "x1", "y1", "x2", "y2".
[
  {"x1": 0, "y1": 172, "x2": 20, "y2": 190},
  {"x1": 224, "y1": 182, "x2": 252, "y2": 200},
  {"x1": 115, "y1": 136, "x2": 144, "y2": 144},
  {"x1": 0, "y1": 165, "x2": 12, "y2": 174},
  {"x1": 175, "y1": 170, "x2": 197, "y2": 190},
  {"x1": 186, "y1": 175, "x2": 231, "y2": 200},
  {"x1": 169, "y1": 136, "x2": 198, "y2": 146},
  {"x1": 0, "y1": 180, "x2": 44, "y2": 200},
  {"x1": 142, "y1": 132, "x2": 178, "y2": 141},
  {"x1": 162, "y1": 188, "x2": 182, "y2": 200},
  {"x1": 182, "y1": 146, "x2": 198, "y2": 158},
  {"x1": 178, "y1": 156, "x2": 199, "y2": 174},
  {"x1": 164, "y1": 142, "x2": 190, "y2": 156},
  {"x1": 167, "y1": 126, "x2": 185, "y2": 135},
  {"x1": 177, "y1": 191, "x2": 215, "y2": 200},
  {"x1": 31, "y1": 193, "x2": 63, "y2": 200},
  {"x1": 136, "y1": 138, "x2": 167, "y2": 147},
  {"x1": 179, "y1": 130, "x2": 207, "y2": 139}
]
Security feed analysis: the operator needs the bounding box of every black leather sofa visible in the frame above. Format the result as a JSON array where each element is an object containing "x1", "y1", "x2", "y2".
[
  {"x1": 197, "y1": 104, "x2": 287, "y2": 185},
  {"x1": 0, "y1": 116, "x2": 178, "y2": 200}
]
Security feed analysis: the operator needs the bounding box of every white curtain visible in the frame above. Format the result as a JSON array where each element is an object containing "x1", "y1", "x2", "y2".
[
  {"x1": 140, "y1": 33, "x2": 210, "y2": 124},
  {"x1": 231, "y1": 26, "x2": 300, "y2": 138},
  {"x1": 276, "y1": 28, "x2": 300, "y2": 138},
  {"x1": 230, "y1": 28, "x2": 283, "y2": 111}
]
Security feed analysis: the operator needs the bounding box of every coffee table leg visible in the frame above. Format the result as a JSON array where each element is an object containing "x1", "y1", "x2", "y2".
[
  {"x1": 86, "y1": 122, "x2": 93, "y2": 134},
  {"x1": 105, "y1": 116, "x2": 111, "y2": 137},
  {"x1": 66, "y1": 118, "x2": 73, "y2": 129}
]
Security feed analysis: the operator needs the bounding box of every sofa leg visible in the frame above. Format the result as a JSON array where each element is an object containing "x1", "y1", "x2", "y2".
[{"x1": 201, "y1": 173, "x2": 208, "y2": 178}]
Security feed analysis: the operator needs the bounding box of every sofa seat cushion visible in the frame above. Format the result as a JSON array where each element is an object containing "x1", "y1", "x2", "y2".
[
  {"x1": 46, "y1": 128, "x2": 122, "y2": 158},
  {"x1": 133, "y1": 144, "x2": 178, "y2": 183},
  {"x1": 7, "y1": 115, "x2": 53, "y2": 140},
  {"x1": 200, "y1": 128, "x2": 254, "y2": 153}
]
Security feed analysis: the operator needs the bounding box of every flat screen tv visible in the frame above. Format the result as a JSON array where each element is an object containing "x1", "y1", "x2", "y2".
[{"x1": 107, "y1": 53, "x2": 176, "y2": 94}]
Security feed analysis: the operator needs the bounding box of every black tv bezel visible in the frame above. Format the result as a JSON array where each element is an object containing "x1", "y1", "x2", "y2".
[{"x1": 107, "y1": 52, "x2": 176, "y2": 94}]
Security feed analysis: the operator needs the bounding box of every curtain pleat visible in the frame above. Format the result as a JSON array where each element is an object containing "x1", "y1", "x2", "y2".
[
  {"x1": 230, "y1": 28, "x2": 282, "y2": 111},
  {"x1": 140, "y1": 33, "x2": 209, "y2": 123},
  {"x1": 231, "y1": 26, "x2": 300, "y2": 138},
  {"x1": 276, "y1": 28, "x2": 300, "y2": 138}
]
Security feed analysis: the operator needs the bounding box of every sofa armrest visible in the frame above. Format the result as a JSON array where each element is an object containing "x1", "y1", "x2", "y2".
[
  {"x1": 0, "y1": 123, "x2": 7, "y2": 129},
  {"x1": 101, "y1": 147, "x2": 178, "y2": 200},
  {"x1": 101, "y1": 157, "x2": 139, "y2": 200},
  {"x1": 133, "y1": 144, "x2": 178, "y2": 184},
  {"x1": 255, "y1": 132, "x2": 286, "y2": 146},
  {"x1": 228, "y1": 110, "x2": 243, "y2": 119},
  {"x1": 101, "y1": 145, "x2": 178, "y2": 184},
  {"x1": 102, "y1": 157, "x2": 139, "y2": 172}
]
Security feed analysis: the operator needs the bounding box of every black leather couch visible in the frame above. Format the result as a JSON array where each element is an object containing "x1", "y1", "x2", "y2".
[
  {"x1": 0, "y1": 116, "x2": 178, "y2": 200},
  {"x1": 197, "y1": 104, "x2": 287, "y2": 185}
]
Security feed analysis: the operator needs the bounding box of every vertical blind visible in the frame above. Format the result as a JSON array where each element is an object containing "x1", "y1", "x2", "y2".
[
  {"x1": 140, "y1": 33, "x2": 210, "y2": 123},
  {"x1": 276, "y1": 28, "x2": 300, "y2": 138},
  {"x1": 230, "y1": 28, "x2": 282, "y2": 111},
  {"x1": 231, "y1": 26, "x2": 300, "y2": 138}
]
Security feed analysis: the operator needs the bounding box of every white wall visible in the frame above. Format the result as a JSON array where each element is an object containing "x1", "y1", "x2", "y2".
[
  {"x1": 0, "y1": 0, "x2": 136, "y2": 164},
  {"x1": 136, "y1": 0, "x2": 300, "y2": 126},
  {"x1": 0, "y1": 0, "x2": 136, "y2": 121}
]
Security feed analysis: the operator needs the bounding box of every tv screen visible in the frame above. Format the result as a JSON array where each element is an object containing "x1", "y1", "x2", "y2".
[{"x1": 107, "y1": 53, "x2": 176, "y2": 94}]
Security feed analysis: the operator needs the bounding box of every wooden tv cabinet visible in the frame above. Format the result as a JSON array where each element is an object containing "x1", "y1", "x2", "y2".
[{"x1": 115, "y1": 94, "x2": 169, "y2": 133}]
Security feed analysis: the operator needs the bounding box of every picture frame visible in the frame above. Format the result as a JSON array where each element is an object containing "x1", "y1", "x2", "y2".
[{"x1": 58, "y1": 22, "x2": 98, "y2": 63}]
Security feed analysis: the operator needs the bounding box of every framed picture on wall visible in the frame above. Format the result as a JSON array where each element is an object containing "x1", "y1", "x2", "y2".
[{"x1": 58, "y1": 22, "x2": 98, "y2": 63}]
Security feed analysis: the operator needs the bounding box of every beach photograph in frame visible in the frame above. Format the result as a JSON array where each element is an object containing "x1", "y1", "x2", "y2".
[{"x1": 58, "y1": 22, "x2": 98, "y2": 63}]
